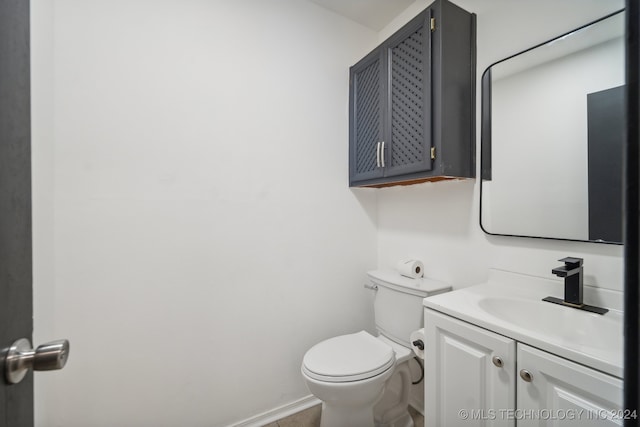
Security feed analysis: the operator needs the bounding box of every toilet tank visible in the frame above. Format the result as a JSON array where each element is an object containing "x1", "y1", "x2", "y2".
[{"x1": 368, "y1": 270, "x2": 451, "y2": 347}]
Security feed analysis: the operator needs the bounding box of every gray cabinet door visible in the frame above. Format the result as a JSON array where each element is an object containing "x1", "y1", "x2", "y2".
[
  {"x1": 0, "y1": 0, "x2": 34, "y2": 425},
  {"x1": 384, "y1": 12, "x2": 433, "y2": 178},
  {"x1": 349, "y1": 49, "x2": 385, "y2": 185}
]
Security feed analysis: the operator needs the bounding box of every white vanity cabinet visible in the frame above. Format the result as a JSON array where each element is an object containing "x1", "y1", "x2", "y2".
[
  {"x1": 425, "y1": 308, "x2": 624, "y2": 427},
  {"x1": 517, "y1": 344, "x2": 623, "y2": 427},
  {"x1": 425, "y1": 309, "x2": 516, "y2": 427}
]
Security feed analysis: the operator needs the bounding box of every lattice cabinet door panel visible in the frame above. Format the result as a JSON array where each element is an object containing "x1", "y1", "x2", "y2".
[
  {"x1": 384, "y1": 12, "x2": 433, "y2": 178},
  {"x1": 349, "y1": 48, "x2": 385, "y2": 185}
]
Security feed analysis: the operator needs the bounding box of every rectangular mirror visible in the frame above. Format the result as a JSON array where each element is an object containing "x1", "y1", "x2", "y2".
[{"x1": 480, "y1": 10, "x2": 625, "y2": 244}]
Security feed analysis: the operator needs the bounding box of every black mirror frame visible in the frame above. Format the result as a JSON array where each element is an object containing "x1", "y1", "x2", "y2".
[{"x1": 479, "y1": 9, "x2": 625, "y2": 245}]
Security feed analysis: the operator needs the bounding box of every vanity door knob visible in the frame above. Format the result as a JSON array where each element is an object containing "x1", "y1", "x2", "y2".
[
  {"x1": 492, "y1": 356, "x2": 503, "y2": 368},
  {"x1": 519, "y1": 369, "x2": 533, "y2": 382}
]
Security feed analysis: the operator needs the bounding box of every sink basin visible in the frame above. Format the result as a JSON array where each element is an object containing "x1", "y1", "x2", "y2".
[
  {"x1": 477, "y1": 296, "x2": 622, "y2": 356},
  {"x1": 422, "y1": 270, "x2": 624, "y2": 378}
]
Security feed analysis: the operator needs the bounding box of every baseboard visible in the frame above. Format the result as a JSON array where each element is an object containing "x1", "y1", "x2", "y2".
[
  {"x1": 409, "y1": 396, "x2": 424, "y2": 416},
  {"x1": 230, "y1": 395, "x2": 321, "y2": 427}
]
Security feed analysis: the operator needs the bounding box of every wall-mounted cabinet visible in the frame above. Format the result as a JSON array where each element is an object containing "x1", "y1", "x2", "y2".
[
  {"x1": 348, "y1": 0, "x2": 476, "y2": 188},
  {"x1": 425, "y1": 309, "x2": 624, "y2": 427}
]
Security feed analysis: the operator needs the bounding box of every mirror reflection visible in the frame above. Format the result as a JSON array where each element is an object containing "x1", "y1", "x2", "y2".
[{"x1": 480, "y1": 10, "x2": 625, "y2": 244}]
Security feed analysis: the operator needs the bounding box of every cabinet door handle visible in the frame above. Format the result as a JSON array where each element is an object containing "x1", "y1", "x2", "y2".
[
  {"x1": 381, "y1": 141, "x2": 386, "y2": 167},
  {"x1": 519, "y1": 369, "x2": 533, "y2": 382},
  {"x1": 492, "y1": 356, "x2": 503, "y2": 368},
  {"x1": 376, "y1": 142, "x2": 381, "y2": 168}
]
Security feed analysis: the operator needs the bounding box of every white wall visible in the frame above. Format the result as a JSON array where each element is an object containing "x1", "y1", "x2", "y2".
[
  {"x1": 31, "y1": 1, "x2": 380, "y2": 426},
  {"x1": 376, "y1": 0, "x2": 624, "y2": 296}
]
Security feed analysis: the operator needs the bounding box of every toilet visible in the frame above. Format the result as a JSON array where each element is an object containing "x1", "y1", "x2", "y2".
[{"x1": 301, "y1": 270, "x2": 451, "y2": 427}]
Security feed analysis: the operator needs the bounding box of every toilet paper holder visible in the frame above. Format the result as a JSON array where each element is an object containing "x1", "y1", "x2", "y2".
[{"x1": 412, "y1": 339, "x2": 424, "y2": 351}]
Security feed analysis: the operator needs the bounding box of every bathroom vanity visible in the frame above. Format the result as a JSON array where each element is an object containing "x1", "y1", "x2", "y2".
[{"x1": 423, "y1": 270, "x2": 624, "y2": 426}]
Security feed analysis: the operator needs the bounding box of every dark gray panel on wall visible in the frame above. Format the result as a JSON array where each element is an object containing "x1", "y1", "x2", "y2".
[
  {"x1": 481, "y1": 68, "x2": 492, "y2": 181},
  {"x1": 587, "y1": 85, "x2": 624, "y2": 243}
]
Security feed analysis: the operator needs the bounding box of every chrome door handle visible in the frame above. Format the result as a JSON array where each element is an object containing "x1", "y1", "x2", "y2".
[{"x1": 5, "y1": 338, "x2": 70, "y2": 384}]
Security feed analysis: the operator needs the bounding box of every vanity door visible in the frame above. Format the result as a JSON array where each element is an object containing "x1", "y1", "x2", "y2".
[
  {"x1": 517, "y1": 344, "x2": 624, "y2": 426},
  {"x1": 425, "y1": 309, "x2": 516, "y2": 427}
]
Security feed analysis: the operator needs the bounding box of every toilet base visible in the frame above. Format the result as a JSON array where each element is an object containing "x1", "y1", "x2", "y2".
[
  {"x1": 320, "y1": 402, "x2": 377, "y2": 427},
  {"x1": 304, "y1": 364, "x2": 394, "y2": 427},
  {"x1": 375, "y1": 412, "x2": 413, "y2": 427},
  {"x1": 373, "y1": 361, "x2": 414, "y2": 427}
]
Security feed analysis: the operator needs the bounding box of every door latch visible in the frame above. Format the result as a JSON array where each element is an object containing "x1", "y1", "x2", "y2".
[{"x1": 5, "y1": 338, "x2": 70, "y2": 384}]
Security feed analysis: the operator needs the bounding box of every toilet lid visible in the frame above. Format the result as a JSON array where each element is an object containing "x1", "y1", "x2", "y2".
[{"x1": 302, "y1": 331, "x2": 395, "y2": 383}]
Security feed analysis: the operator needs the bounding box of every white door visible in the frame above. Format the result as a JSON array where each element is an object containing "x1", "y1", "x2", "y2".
[
  {"x1": 517, "y1": 343, "x2": 624, "y2": 427},
  {"x1": 424, "y1": 309, "x2": 516, "y2": 427}
]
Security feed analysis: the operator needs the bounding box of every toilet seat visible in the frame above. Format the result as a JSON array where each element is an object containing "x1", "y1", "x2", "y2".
[{"x1": 302, "y1": 331, "x2": 395, "y2": 383}]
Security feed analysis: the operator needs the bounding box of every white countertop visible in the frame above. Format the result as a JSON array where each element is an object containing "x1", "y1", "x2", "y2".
[{"x1": 423, "y1": 269, "x2": 623, "y2": 378}]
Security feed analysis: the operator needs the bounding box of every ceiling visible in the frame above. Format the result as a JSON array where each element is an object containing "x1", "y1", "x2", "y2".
[
  {"x1": 308, "y1": 0, "x2": 415, "y2": 31},
  {"x1": 307, "y1": 0, "x2": 518, "y2": 31},
  {"x1": 307, "y1": 0, "x2": 624, "y2": 33}
]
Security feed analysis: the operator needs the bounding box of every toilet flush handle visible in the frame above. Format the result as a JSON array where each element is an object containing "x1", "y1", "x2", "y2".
[{"x1": 364, "y1": 283, "x2": 378, "y2": 291}]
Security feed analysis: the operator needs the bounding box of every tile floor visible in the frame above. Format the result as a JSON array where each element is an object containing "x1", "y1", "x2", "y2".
[{"x1": 265, "y1": 404, "x2": 424, "y2": 427}]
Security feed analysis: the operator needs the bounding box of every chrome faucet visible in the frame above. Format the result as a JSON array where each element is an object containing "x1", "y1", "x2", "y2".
[
  {"x1": 551, "y1": 257, "x2": 583, "y2": 306},
  {"x1": 543, "y1": 257, "x2": 608, "y2": 315}
]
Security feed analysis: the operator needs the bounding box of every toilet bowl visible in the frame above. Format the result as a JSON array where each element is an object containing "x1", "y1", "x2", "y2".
[
  {"x1": 301, "y1": 270, "x2": 451, "y2": 427},
  {"x1": 301, "y1": 331, "x2": 397, "y2": 427}
]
